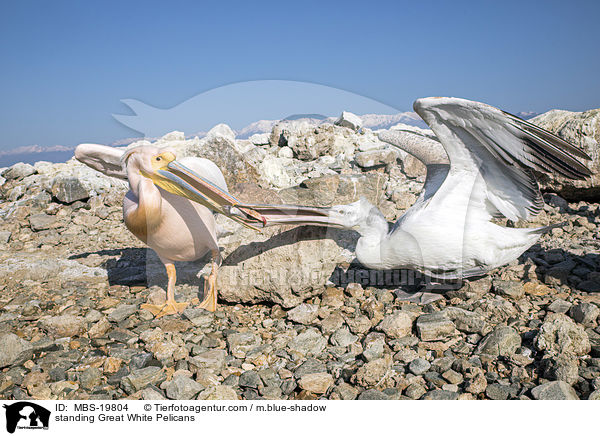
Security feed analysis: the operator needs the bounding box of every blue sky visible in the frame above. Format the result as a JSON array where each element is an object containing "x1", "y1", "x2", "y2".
[{"x1": 1, "y1": 0, "x2": 599, "y2": 153}]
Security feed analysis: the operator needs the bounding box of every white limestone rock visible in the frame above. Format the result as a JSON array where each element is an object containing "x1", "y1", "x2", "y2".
[
  {"x1": 529, "y1": 108, "x2": 600, "y2": 200},
  {"x1": 248, "y1": 132, "x2": 270, "y2": 145},
  {"x1": 205, "y1": 123, "x2": 236, "y2": 142},
  {"x1": 335, "y1": 111, "x2": 363, "y2": 131}
]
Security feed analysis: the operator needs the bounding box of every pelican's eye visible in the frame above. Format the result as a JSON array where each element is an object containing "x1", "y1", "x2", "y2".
[{"x1": 155, "y1": 156, "x2": 162, "y2": 162}]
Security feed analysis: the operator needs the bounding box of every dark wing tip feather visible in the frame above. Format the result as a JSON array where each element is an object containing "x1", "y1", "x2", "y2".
[{"x1": 503, "y1": 110, "x2": 592, "y2": 162}]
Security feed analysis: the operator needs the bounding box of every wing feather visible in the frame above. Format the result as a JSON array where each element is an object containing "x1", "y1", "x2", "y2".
[
  {"x1": 74, "y1": 143, "x2": 128, "y2": 179},
  {"x1": 413, "y1": 97, "x2": 591, "y2": 221}
]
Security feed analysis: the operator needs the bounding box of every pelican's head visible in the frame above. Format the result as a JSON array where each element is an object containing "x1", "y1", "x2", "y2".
[
  {"x1": 325, "y1": 197, "x2": 389, "y2": 238},
  {"x1": 121, "y1": 145, "x2": 263, "y2": 228},
  {"x1": 122, "y1": 146, "x2": 185, "y2": 193},
  {"x1": 121, "y1": 145, "x2": 172, "y2": 175}
]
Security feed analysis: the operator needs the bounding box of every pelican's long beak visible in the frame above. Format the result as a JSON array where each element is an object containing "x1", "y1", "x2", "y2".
[
  {"x1": 235, "y1": 204, "x2": 348, "y2": 229},
  {"x1": 149, "y1": 153, "x2": 351, "y2": 231},
  {"x1": 149, "y1": 159, "x2": 266, "y2": 231}
]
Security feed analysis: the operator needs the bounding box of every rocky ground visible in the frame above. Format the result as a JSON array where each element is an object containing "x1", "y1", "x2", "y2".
[{"x1": 0, "y1": 109, "x2": 599, "y2": 400}]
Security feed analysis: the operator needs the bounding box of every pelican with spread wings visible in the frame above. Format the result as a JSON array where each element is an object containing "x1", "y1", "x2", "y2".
[
  {"x1": 295, "y1": 97, "x2": 592, "y2": 279},
  {"x1": 75, "y1": 144, "x2": 333, "y2": 316}
]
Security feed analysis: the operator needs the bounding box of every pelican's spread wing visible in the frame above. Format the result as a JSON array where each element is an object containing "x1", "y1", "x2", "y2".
[
  {"x1": 75, "y1": 143, "x2": 128, "y2": 179},
  {"x1": 413, "y1": 97, "x2": 591, "y2": 221}
]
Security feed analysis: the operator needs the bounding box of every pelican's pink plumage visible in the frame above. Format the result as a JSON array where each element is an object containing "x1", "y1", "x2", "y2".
[
  {"x1": 75, "y1": 143, "x2": 336, "y2": 316},
  {"x1": 76, "y1": 144, "x2": 225, "y2": 315}
]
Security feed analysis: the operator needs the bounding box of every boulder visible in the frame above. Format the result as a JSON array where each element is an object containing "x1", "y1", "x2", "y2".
[
  {"x1": 121, "y1": 367, "x2": 166, "y2": 394},
  {"x1": 541, "y1": 355, "x2": 579, "y2": 385},
  {"x1": 270, "y1": 121, "x2": 357, "y2": 161},
  {"x1": 258, "y1": 156, "x2": 301, "y2": 189},
  {"x1": 286, "y1": 304, "x2": 319, "y2": 325},
  {"x1": 197, "y1": 385, "x2": 238, "y2": 400},
  {"x1": 34, "y1": 159, "x2": 126, "y2": 202},
  {"x1": 216, "y1": 226, "x2": 357, "y2": 308},
  {"x1": 170, "y1": 132, "x2": 260, "y2": 188},
  {"x1": 378, "y1": 311, "x2": 414, "y2": 339},
  {"x1": 352, "y1": 356, "x2": 391, "y2": 388},
  {"x1": 355, "y1": 149, "x2": 398, "y2": 168},
  {"x1": 416, "y1": 312, "x2": 456, "y2": 341},
  {"x1": 535, "y1": 313, "x2": 591, "y2": 356},
  {"x1": 205, "y1": 123, "x2": 235, "y2": 142},
  {"x1": 530, "y1": 381, "x2": 579, "y2": 400},
  {"x1": 279, "y1": 173, "x2": 386, "y2": 207},
  {"x1": 165, "y1": 376, "x2": 205, "y2": 400},
  {"x1": 529, "y1": 108, "x2": 600, "y2": 200},
  {"x1": 476, "y1": 326, "x2": 521, "y2": 357},
  {"x1": 248, "y1": 133, "x2": 270, "y2": 145},
  {"x1": 0, "y1": 333, "x2": 33, "y2": 368},
  {"x1": 39, "y1": 314, "x2": 86, "y2": 338},
  {"x1": 287, "y1": 329, "x2": 327, "y2": 356},
  {"x1": 2, "y1": 162, "x2": 36, "y2": 180},
  {"x1": 51, "y1": 177, "x2": 91, "y2": 203},
  {"x1": 0, "y1": 252, "x2": 107, "y2": 286},
  {"x1": 298, "y1": 372, "x2": 334, "y2": 394},
  {"x1": 28, "y1": 213, "x2": 57, "y2": 231}
]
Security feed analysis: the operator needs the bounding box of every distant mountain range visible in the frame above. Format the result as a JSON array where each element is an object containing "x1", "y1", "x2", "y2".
[
  {"x1": 235, "y1": 119, "x2": 279, "y2": 139},
  {"x1": 0, "y1": 110, "x2": 539, "y2": 168},
  {"x1": 235, "y1": 111, "x2": 427, "y2": 139},
  {"x1": 0, "y1": 149, "x2": 76, "y2": 168},
  {"x1": 515, "y1": 111, "x2": 541, "y2": 120},
  {"x1": 0, "y1": 144, "x2": 76, "y2": 168}
]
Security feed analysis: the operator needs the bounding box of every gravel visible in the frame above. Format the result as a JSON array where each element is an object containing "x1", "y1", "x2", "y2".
[
  {"x1": 298, "y1": 372, "x2": 333, "y2": 394},
  {"x1": 416, "y1": 313, "x2": 456, "y2": 341},
  {"x1": 0, "y1": 333, "x2": 33, "y2": 368},
  {"x1": 409, "y1": 358, "x2": 431, "y2": 375},
  {"x1": 476, "y1": 326, "x2": 522, "y2": 358},
  {"x1": 531, "y1": 381, "x2": 580, "y2": 400},
  {"x1": 165, "y1": 375, "x2": 204, "y2": 400}
]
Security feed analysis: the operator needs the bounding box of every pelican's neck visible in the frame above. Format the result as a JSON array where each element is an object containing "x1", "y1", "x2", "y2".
[
  {"x1": 355, "y1": 230, "x2": 389, "y2": 269},
  {"x1": 124, "y1": 168, "x2": 163, "y2": 242},
  {"x1": 354, "y1": 211, "x2": 390, "y2": 269},
  {"x1": 127, "y1": 167, "x2": 147, "y2": 197}
]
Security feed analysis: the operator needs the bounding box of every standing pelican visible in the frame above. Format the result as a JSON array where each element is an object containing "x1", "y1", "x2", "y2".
[
  {"x1": 75, "y1": 144, "x2": 333, "y2": 316},
  {"x1": 292, "y1": 97, "x2": 592, "y2": 279}
]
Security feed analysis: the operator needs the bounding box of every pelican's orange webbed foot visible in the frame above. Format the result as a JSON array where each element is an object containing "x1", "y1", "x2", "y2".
[
  {"x1": 141, "y1": 300, "x2": 189, "y2": 318},
  {"x1": 141, "y1": 263, "x2": 189, "y2": 317}
]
